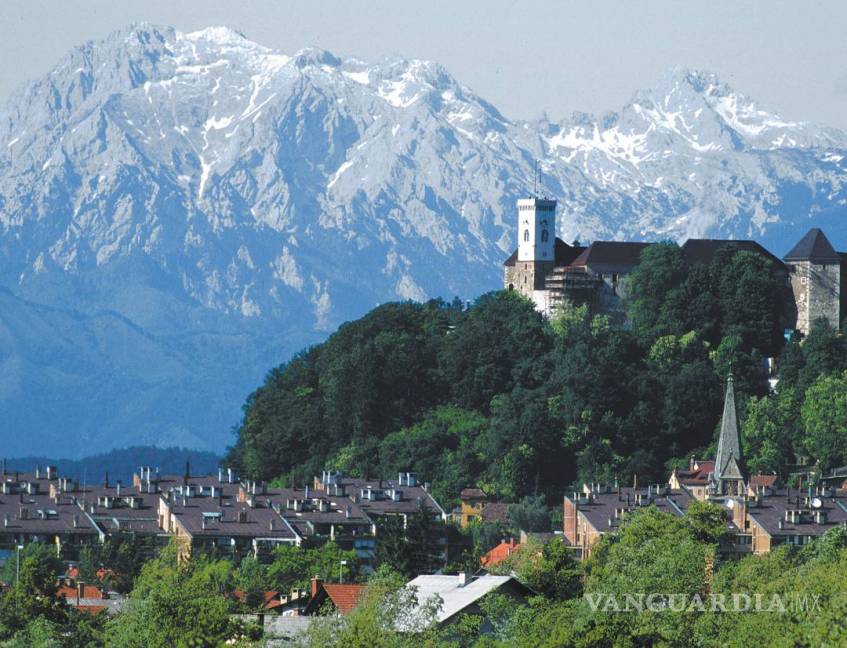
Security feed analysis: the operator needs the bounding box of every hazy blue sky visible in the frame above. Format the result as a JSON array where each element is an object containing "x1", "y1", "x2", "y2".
[{"x1": 3, "y1": 0, "x2": 847, "y2": 129}]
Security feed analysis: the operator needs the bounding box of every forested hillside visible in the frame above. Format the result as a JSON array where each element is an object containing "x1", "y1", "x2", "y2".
[{"x1": 227, "y1": 243, "x2": 847, "y2": 504}]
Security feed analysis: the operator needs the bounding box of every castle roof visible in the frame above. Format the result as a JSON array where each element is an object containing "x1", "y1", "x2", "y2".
[
  {"x1": 570, "y1": 241, "x2": 651, "y2": 268},
  {"x1": 681, "y1": 239, "x2": 785, "y2": 270},
  {"x1": 503, "y1": 238, "x2": 585, "y2": 267},
  {"x1": 784, "y1": 228, "x2": 841, "y2": 263}
]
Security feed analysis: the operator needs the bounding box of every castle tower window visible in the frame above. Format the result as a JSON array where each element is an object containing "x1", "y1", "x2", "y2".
[
  {"x1": 541, "y1": 229, "x2": 549, "y2": 243},
  {"x1": 523, "y1": 229, "x2": 530, "y2": 242}
]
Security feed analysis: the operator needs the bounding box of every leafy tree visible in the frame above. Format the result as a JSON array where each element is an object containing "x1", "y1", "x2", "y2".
[
  {"x1": 301, "y1": 565, "x2": 441, "y2": 647},
  {"x1": 802, "y1": 370, "x2": 847, "y2": 472},
  {"x1": 104, "y1": 544, "x2": 257, "y2": 648},
  {"x1": 378, "y1": 406, "x2": 488, "y2": 506},
  {"x1": 490, "y1": 537, "x2": 581, "y2": 600},
  {"x1": 374, "y1": 509, "x2": 443, "y2": 577},
  {"x1": 234, "y1": 555, "x2": 267, "y2": 610},
  {"x1": 624, "y1": 242, "x2": 690, "y2": 343},
  {"x1": 507, "y1": 495, "x2": 550, "y2": 533},
  {"x1": 266, "y1": 543, "x2": 358, "y2": 594},
  {"x1": 439, "y1": 291, "x2": 552, "y2": 414}
]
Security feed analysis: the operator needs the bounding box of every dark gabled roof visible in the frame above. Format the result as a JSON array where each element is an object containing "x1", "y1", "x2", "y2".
[
  {"x1": 481, "y1": 502, "x2": 510, "y2": 523},
  {"x1": 460, "y1": 488, "x2": 487, "y2": 501},
  {"x1": 570, "y1": 241, "x2": 651, "y2": 268},
  {"x1": 503, "y1": 238, "x2": 585, "y2": 267},
  {"x1": 681, "y1": 239, "x2": 785, "y2": 270},
  {"x1": 784, "y1": 228, "x2": 841, "y2": 263}
]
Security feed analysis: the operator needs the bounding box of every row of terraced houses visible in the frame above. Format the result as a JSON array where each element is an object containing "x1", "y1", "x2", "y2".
[{"x1": 0, "y1": 465, "x2": 447, "y2": 565}]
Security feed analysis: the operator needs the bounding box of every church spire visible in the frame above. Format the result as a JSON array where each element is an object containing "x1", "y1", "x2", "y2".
[{"x1": 709, "y1": 374, "x2": 745, "y2": 497}]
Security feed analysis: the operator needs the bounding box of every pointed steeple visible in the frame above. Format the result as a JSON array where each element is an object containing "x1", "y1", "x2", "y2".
[
  {"x1": 709, "y1": 374, "x2": 746, "y2": 496},
  {"x1": 784, "y1": 228, "x2": 841, "y2": 263}
]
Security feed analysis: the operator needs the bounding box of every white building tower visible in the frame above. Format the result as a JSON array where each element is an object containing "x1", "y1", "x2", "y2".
[
  {"x1": 517, "y1": 197, "x2": 557, "y2": 264},
  {"x1": 504, "y1": 197, "x2": 557, "y2": 311}
]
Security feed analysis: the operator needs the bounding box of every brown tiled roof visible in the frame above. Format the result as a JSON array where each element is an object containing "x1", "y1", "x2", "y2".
[
  {"x1": 0, "y1": 494, "x2": 99, "y2": 536},
  {"x1": 460, "y1": 488, "x2": 486, "y2": 501},
  {"x1": 571, "y1": 241, "x2": 652, "y2": 268},
  {"x1": 316, "y1": 477, "x2": 445, "y2": 518},
  {"x1": 749, "y1": 474, "x2": 778, "y2": 488},
  {"x1": 168, "y1": 495, "x2": 297, "y2": 540},
  {"x1": 746, "y1": 488, "x2": 847, "y2": 537},
  {"x1": 482, "y1": 502, "x2": 510, "y2": 524},
  {"x1": 681, "y1": 239, "x2": 785, "y2": 270},
  {"x1": 566, "y1": 487, "x2": 694, "y2": 535}
]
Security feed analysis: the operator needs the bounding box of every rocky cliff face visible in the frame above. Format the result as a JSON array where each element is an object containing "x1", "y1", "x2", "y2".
[{"x1": 1, "y1": 25, "x2": 845, "y2": 456}]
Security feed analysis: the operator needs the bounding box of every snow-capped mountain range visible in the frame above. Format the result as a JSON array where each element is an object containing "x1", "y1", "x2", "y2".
[{"x1": 1, "y1": 24, "x2": 845, "y2": 456}]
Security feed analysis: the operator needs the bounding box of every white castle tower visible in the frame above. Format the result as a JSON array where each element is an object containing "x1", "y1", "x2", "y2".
[
  {"x1": 505, "y1": 197, "x2": 557, "y2": 308},
  {"x1": 517, "y1": 197, "x2": 557, "y2": 264}
]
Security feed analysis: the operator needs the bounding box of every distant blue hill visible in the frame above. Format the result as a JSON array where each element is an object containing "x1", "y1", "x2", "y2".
[{"x1": 3, "y1": 446, "x2": 222, "y2": 485}]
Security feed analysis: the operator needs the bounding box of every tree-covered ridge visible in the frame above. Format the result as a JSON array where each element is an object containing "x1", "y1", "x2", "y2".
[{"x1": 227, "y1": 241, "x2": 847, "y2": 503}]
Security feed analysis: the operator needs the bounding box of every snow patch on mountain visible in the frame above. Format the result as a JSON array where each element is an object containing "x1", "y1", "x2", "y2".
[{"x1": 1, "y1": 25, "x2": 846, "y2": 456}]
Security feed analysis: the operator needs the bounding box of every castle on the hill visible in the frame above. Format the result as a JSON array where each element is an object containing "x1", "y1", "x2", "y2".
[{"x1": 503, "y1": 196, "x2": 845, "y2": 336}]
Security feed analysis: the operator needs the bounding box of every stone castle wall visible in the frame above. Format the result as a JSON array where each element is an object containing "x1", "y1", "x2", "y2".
[
  {"x1": 504, "y1": 260, "x2": 553, "y2": 298},
  {"x1": 789, "y1": 260, "x2": 841, "y2": 335}
]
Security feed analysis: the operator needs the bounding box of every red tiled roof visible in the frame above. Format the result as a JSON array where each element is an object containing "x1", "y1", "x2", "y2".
[
  {"x1": 57, "y1": 584, "x2": 103, "y2": 601},
  {"x1": 76, "y1": 604, "x2": 107, "y2": 615},
  {"x1": 749, "y1": 474, "x2": 778, "y2": 488},
  {"x1": 676, "y1": 461, "x2": 715, "y2": 485},
  {"x1": 233, "y1": 589, "x2": 283, "y2": 610},
  {"x1": 480, "y1": 539, "x2": 521, "y2": 568},
  {"x1": 322, "y1": 584, "x2": 366, "y2": 615}
]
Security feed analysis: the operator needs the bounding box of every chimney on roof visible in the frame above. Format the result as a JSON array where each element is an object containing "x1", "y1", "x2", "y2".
[
  {"x1": 218, "y1": 468, "x2": 224, "y2": 483},
  {"x1": 201, "y1": 516, "x2": 207, "y2": 531},
  {"x1": 458, "y1": 572, "x2": 469, "y2": 587},
  {"x1": 311, "y1": 575, "x2": 322, "y2": 598},
  {"x1": 346, "y1": 505, "x2": 351, "y2": 519},
  {"x1": 269, "y1": 518, "x2": 276, "y2": 531},
  {"x1": 77, "y1": 581, "x2": 84, "y2": 605},
  {"x1": 228, "y1": 468, "x2": 234, "y2": 484},
  {"x1": 104, "y1": 471, "x2": 109, "y2": 489},
  {"x1": 73, "y1": 514, "x2": 79, "y2": 528},
  {"x1": 305, "y1": 485, "x2": 310, "y2": 498},
  {"x1": 183, "y1": 461, "x2": 190, "y2": 486},
  {"x1": 3, "y1": 514, "x2": 8, "y2": 528},
  {"x1": 35, "y1": 465, "x2": 40, "y2": 479},
  {"x1": 116, "y1": 481, "x2": 122, "y2": 497}
]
